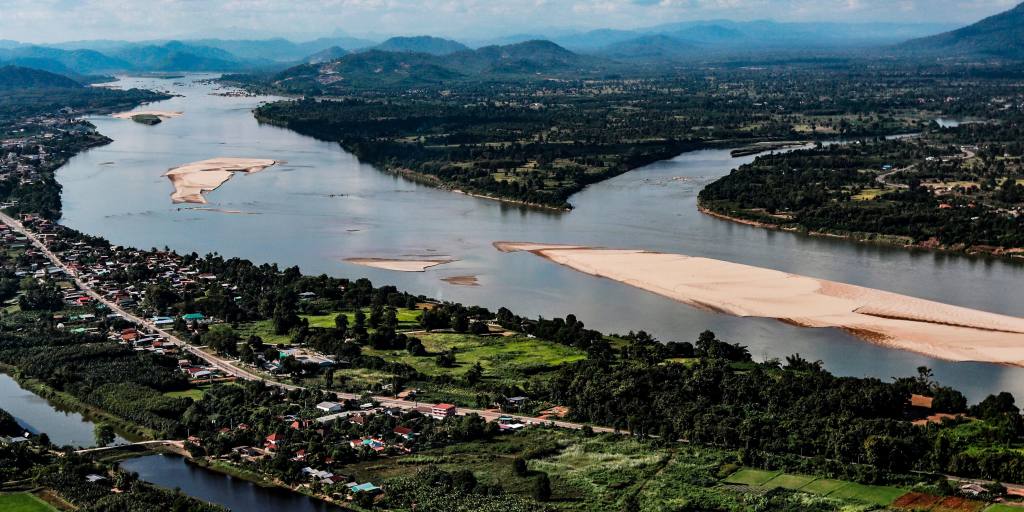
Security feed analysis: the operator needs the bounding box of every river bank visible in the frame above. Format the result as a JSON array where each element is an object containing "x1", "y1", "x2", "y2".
[
  {"x1": 0, "y1": 366, "x2": 146, "y2": 445},
  {"x1": 698, "y1": 204, "x2": 1024, "y2": 261}
]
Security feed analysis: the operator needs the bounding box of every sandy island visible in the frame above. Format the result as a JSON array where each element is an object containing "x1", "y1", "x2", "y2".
[
  {"x1": 442, "y1": 275, "x2": 480, "y2": 286},
  {"x1": 164, "y1": 158, "x2": 277, "y2": 204},
  {"x1": 345, "y1": 258, "x2": 455, "y2": 272},
  {"x1": 495, "y1": 242, "x2": 1024, "y2": 367},
  {"x1": 111, "y1": 110, "x2": 183, "y2": 120}
]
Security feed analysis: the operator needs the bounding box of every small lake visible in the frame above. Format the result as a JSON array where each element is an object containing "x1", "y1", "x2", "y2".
[
  {"x1": 121, "y1": 454, "x2": 346, "y2": 512},
  {"x1": 56, "y1": 75, "x2": 1024, "y2": 402},
  {"x1": 0, "y1": 372, "x2": 129, "y2": 447}
]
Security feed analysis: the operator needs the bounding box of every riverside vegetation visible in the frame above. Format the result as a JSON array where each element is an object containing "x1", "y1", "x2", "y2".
[{"x1": 2, "y1": 63, "x2": 1024, "y2": 511}]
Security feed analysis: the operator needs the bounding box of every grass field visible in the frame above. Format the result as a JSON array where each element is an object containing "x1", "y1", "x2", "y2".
[
  {"x1": 827, "y1": 482, "x2": 907, "y2": 506},
  {"x1": 237, "y1": 308, "x2": 424, "y2": 346},
  {"x1": 0, "y1": 493, "x2": 57, "y2": 512},
  {"x1": 762, "y1": 473, "x2": 817, "y2": 490},
  {"x1": 362, "y1": 332, "x2": 586, "y2": 383},
  {"x1": 723, "y1": 468, "x2": 780, "y2": 486},
  {"x1": 723, "y1": 467, "x2": 906, "y2": 507},
  {"x1": 985, "y1": 505, "x2": 1024, "y2": 512},
  {"x1": 800, "y1": 478, "x2": 849, "y2": 495},
  {"x1": 163, "y1": 383, "x2": 217, "y2": 400},
  {"x1": 852, "y1": 188, "x2": 887, "y2": 201}
]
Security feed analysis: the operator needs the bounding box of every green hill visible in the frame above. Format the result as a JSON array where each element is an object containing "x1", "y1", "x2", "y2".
[
  {"x1": 901, "y1": 2, "x2": 1024, "y2": 59},
  {"x1": 373, "y1": 36, "x2": 469, "y2": 56},
  {"x1": 0, "y1": 65, "x2": 82, "y2": 89}
]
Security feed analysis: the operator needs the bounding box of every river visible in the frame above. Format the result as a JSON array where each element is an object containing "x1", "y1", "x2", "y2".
[
  {"x1": 57, "y1": 74, "x2": 1024, "y2": 402},
  {"x1": 121, "y1": 454, "x2": 345, "y2": 512},
  {"x1": 0, "y1": 372, "x2": 128, "y2": 447}
]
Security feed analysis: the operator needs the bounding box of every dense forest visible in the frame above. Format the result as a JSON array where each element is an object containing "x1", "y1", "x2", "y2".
[
  {"x1": 699, "y1": 121, "x2": 1024, "y2": 253},
  {"x1": 246, "y1": 62, "x2": 1024, "y2": 208}
]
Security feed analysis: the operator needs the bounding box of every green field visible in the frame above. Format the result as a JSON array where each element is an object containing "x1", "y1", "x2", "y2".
[
  {"x1": 163, "y1": 383, "x2": 217, "y2": 400},
  {"x1": 723, "y1": 468, "x2": 906, "y2": 507},
  {"x1": 762, "y1": 473, "x2": 817, "y2": 490},
  {"x1": 985, "y1": 505, "x2": 1024, "y2": 512},
  {"x1": 723, "y1": 468, "x2": 780, "y2": 486},
  {"x1": 0, "y1": 493, "x2": 57, "y2": 512},
  {"x1": 800, "y1": 478, "x2": 849, "y2": 495},
  {"x1": 827, "y1": 482, "x2": 907, "y2": 506},
  {"x1": 237, "y1": 308, "x2": 424, "y2": 346},
  {"x1": 362, "y1": 332, "x2": 586, "y2": 383}
]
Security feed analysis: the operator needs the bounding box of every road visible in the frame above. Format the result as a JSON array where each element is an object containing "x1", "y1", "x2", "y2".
[{"x1": 0, "y1": 211, "x2": 617, "y2": 434}]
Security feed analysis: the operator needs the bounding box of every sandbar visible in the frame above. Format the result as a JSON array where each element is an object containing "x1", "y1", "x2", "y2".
[
  {"x1": 164, "y1": 158, "x2": 277, "y2": 204},
  {"x1": 111, "y1": 110, "x2": 183, "y2": 120},
  {"x1": 442, "y1": 275, "x2": 479, "y2": 286},
  {"x1": 345, "y1": 258, "x2": 455, "y2": 272},
  {"x1": 496, "y1": 242, "x2": 1024, "y2": 367}
]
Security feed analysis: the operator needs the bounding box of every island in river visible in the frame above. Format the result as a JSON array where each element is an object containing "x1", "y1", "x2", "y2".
[
  {"x1": 164, "y1": 157, "x2": 277, "y2": 204},
  {"x1": 496, "y1": 242, "x2": 1024, "y2": 366}
]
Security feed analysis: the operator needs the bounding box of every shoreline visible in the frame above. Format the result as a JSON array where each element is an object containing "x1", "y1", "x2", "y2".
[
  {"x1": 0, "y1": 365, "x2": 154, "y2": 443},
  {"x1": 496, "y1": 242, "x2": 1024, "y2": 367},
  {"x1": 697, "y1": 204, "x2": 1024, "y2": 261}
]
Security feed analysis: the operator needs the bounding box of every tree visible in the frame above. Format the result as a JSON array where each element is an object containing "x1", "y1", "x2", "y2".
[
  {"x1": 95, "y1": 423, "x2": 115, "y2": 447},
  {"x1": 513, "y1": 457, "x2": 528, "y2": 476},
  {"x1": 533, "y1": 472, "x2": 551, "y2": 501},
  {"x1": 465, "y1": 362, "x2": 484, "y2": 385}
]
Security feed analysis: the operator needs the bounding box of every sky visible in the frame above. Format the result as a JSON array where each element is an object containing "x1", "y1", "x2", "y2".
[{"x1": 0, "y1": 0, "x2": 1019, "y2": 44}]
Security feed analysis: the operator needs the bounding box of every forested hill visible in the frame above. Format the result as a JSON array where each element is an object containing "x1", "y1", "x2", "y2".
[
  {"x1": 900, "y1": 2, "x2": 1024, "y2": 60},
  {"x1": 373, "y1": 36, "x2": 469, "y2": 56},
  {"x1": 255, "y1": 40, "x2": 610, "y2": 94},
  {"x1": 0, "y1": 65, "x2": 82, "y2": 89},
  {"x1": 0, "y1": 66, "x2": 170, "y2": 121}
]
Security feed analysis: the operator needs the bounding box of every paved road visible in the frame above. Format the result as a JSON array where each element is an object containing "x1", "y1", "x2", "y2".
[{"x1": 0, "y1": 212, "x2": 616, "y2": 434}]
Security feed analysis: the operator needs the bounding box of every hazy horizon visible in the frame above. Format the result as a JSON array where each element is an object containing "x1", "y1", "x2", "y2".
[{"x1": 0, "y1": 0, "x2": 1018, "y2": 45}]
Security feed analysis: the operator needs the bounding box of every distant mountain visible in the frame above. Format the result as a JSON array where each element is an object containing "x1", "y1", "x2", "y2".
[
  {"x1": 267, "y1": 40, "x2": 606, "y2": 93},
  {"x1": 900, "y1": 2, "x2": 1024, "y2": 59},
  {"x1": 373, "y1": 36, "x2": 469, "y2": 56},
  {"x1": 189, "y1": 37, "x2": 374, "y2": 62},
  {"x1": 0, "y1": 46, "x2": 130, "y2": 74},
  {"x1": 304, "y1": 46, "x2": 349, "y2": 64},
  {"x1": 553, "y1": 29, "x2": 641, "y2": 51},
  {"x1": 271, "y1": 50, "x2": 463, "y2": 92},
  {"x1": 597, "y1": 35, "x2": 698, "y2": 62},
  {"x1": 0, "y1": 40, "x2": 22, "y2": 50},
  {"x1": 454, "y1": 40, "x2": 601, "y2": 74},
  {"x1": 110, "y1": 41, "x2": 250, "y2": 71},
  {"x1": 0, "y1": 65, "x2": 82, "y2": 89}
]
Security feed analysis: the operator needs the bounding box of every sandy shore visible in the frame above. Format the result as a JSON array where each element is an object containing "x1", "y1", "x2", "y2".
[
  {"x1": 345, "y1": 258, "x2": 455, "y2": 272},
  {"x1": 164, "y1": 158, "x2": 277, "y2": 204},
  {"x1": 111, "y1": 110, "x2": 183, "y2": 120},
  {"x1": 495, "y1": 242, "x2": 1024, "y2": 367}
]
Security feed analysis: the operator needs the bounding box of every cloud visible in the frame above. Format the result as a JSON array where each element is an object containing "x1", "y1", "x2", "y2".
[{"x1": 0, "y1": 0, "x2": 1013, "y2": 43}]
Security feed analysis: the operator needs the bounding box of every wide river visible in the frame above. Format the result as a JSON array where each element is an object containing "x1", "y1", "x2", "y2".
[{"x1": 58, "y1": 75, "x2": 1024, "y2": 402}]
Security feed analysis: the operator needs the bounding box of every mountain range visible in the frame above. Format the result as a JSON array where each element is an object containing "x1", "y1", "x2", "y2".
[
  {"x1": 900, "y1": 2, "x2": 1024, "y2": 60},
  {"x1": 2, "y1": 4, "x2": 1023, "y2": 80}
]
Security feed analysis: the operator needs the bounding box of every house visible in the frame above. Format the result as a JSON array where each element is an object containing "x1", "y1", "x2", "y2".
[
  {"x1": 960, "y1": 483, "x2": 987, "y2": 496},
  {"x1": 316, "y1": 401, "x2": 343, "y2": 413},
  {"x1": 393, "y1": 426, "x2": 415, "y2": 440},
  {"x1": 431, "y1": 403, "x2": 457, "y2": 419},
  {"x1": 349, "y1": 482, "x2": 382, "y2": 495},
  {"x1": 265, "y1": 433, "x2": 284, "y2": 450},
  {"x1": 182, "y1": 313, "x2": 205, "y2": 322}
]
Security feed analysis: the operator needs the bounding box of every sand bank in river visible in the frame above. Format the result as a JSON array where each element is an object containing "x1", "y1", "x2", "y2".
[
  {"x1": 111, "y1": 110, "x2": 183, "y2": 119},
  {"x1": 164, "y1": 158, "x2": 277, "y2": 204},
  {"x1": 442, "y1": 275, "x2": 479, "y2": 286},
  {"x1": 495, "y1": 242, "x2": 1024, "y2": 367},
  {"x1": 345, "y1": 258, "x2": 455, "y2": 272}
]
